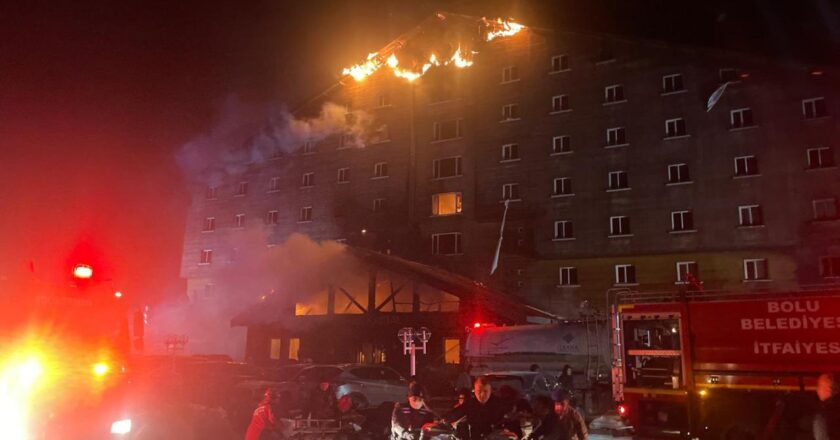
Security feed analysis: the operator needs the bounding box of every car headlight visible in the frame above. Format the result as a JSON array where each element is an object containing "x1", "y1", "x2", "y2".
[{"x1": 110, "y1": 418, "x2": 132, "y2": 435}]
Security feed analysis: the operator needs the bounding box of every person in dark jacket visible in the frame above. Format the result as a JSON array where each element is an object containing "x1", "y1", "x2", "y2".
[
  {"x1": 445, "y1": 376, "x2": 508, "y2": 440},
  {"x1": 307, "y1": 375, "x2": 338, "y2": 419},
  {"x1": 557, "y1": 365, "x2": 574, "y2": 391},
  {"x1": 391, "y1": 382, "x2": 437, "y2": 440},
  {"x1": 550, "y1": 389, "x2": 587, "y2": 440},
  {"x1": 527, "y1": 394, "x2": 560, "y2": 440},
  {"x1": 814, "y1": 373, "x2": 840, "y2": 440}
]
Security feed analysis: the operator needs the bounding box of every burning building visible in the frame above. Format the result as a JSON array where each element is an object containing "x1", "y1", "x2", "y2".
[{"x1": 179, "y1": 13, "x2": 840, "y2": 366}]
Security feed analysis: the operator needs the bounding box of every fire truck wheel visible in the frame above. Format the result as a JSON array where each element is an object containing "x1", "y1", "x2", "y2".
[
  {"x1": 349, "y1": 393, "x2": 369, "y2": 410},
  {"x1": 719, "y1": 421, "x2": 760, "y2": 440}
]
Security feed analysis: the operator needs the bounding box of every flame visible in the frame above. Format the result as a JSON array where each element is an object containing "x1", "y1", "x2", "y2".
[
  {"x1": 485, "y1": 18, "x2": 525, "y2": 41},
  {"x1": 449, "y1": 47, "x2": 473, "y2": 68},
  {"x1": 342, "y1": 52, "x2": 383, "y2": 81}
]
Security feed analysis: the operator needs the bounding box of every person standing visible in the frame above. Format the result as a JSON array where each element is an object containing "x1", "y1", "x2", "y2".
[
  {"x1": 527, "y1": 395, "x2": 560, "y2": 440},
  {"x1": 245, "y1": 388, "x2": 286, "y2": 440},
  {"x1": 551, "y1": 389, "x2": 587, "y2": 440},
  {"x1": 557, "y1": 365, "x2": 574, "y2": 391},
  {"x1": 445, "y1": 376, "x2": 508, "y2": 440},
  {"x1": 391, "y1": 382, "x2": 437, "y2": 440},
  {"x1": 814, "y1": 373, "x2": 840, "y2": 440}
]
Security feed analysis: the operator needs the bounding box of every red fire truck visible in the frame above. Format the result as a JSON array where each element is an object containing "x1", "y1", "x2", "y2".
[{"x1": 611, "y1": 289, "x2": 840, "y2": 439}]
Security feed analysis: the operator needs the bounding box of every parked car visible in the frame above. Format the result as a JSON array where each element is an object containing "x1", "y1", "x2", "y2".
[
  {"x1": 480, "y1": 371, "x2": 558, "y2": 401},
  {"x1": 278, "y1": 363, "x2": 409, "y2": 411}
]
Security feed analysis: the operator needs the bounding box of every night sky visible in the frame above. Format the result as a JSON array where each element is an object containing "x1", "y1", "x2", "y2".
[{"x1": 0, "y1": 0, "x2": 836, "y2": 304}]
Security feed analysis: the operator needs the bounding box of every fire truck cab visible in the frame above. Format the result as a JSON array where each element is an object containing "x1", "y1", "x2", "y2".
[{"x1": 611, "y1": 289, "x2": 840, "y2": 439}]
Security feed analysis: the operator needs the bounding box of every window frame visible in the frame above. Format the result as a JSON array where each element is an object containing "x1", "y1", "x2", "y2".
[
  {"x1": 807, "y1": 147, "x2": 834, "y2": 169},
  {"x1": 667, "y1": 163, "x2": 691, "y2": 185},
  {"x1": 558, "y1": 266, "x2": 579, "y2": 286},
  {"x1": 431, "y1": 192, "x2": 463, "y2": 217},
  {"x1": 553, "y1": 220, "x2": 574, "y2": 240},
  {"x1": 202, "y1": 217, "x2": 216, "y2": 233},
  {"x1": 819, "y1": 255, "x2": 840, "y2": 279},
  {"x1": 670, "y1": 210, "x2": 695, "y2": 232},
  {"x1": 502, "y1": 183, "x2": 521, "y2": 202},
  {"x1": 265, "y1": 210, "x2": 279, "y2": 225},
  {"x1": 432, "y1": 119, "x2": 463, "y2": 142},
  {"x1": 664, "y1": 118, "x2": 688, "y2": 138},
  {"x1": 661, "y1": 73, "x2": 685, "y2": 94},
  {"x1": 268, "y1": 176, "x2": 282, "y2": 193},
  {"x1": 372, "y1": 162, "x2": 389, "y2": 179},
  {"x1": 432, "y1": 232, "x2": 463, "y2": 256},
  {"x1": 675, "y1": 261, "x2": 698, "y2": 285},
  {"x1": 609, "y1": 215, "x2": 631, "y2": 236},
  {"x1": 730, "y1": 107, "x2": 755, "y2": 129},
  {"x1": 605, "y1": 127, "x2": 628, "y2": 147},
  {"x1": 802, "y1": 97, "x2": 827, "y2": 120},
  {"x1": 501, "y1": 103, "x2": 521, "y2": 122},
  {"x1": 552, "y1": 135, "x2": 572, "y2": 155},
  {"x1": 603, "y1": 84, "x2": 626, "y2": 104},
  {"x1": 337, "y1": 167, "x2": 350, "y2": 184},
  {"x1": 607, "y1": 170, "x2": 629, "y2": 191},
  {"x1": 738, "y1": 204, "x2": 764, "y2": 227},
  {"x1": 302, "y1": 141, "x2": 316, "y2": 155},
  {"x1": 550, "y1": 54, "x2": 569, "y2": 73},
  {"x1": 552, "y1": 177, "x2": 573, "y2": 197},
  {"x1": 551, "y1": 95, "x2": 570, "y2": 113},
  {"x1": 235, "y1": 181, "x2": 249, "y2": 197},
  {"x1": 234, "y1": 213, "x2": 246, "y2": 229},
  {"x1": 614, "y1": 264, "x2": 637, "y2": 285},
  {"x1": 298, "y1": 206, "x2": 313, "y2": 223},
  {"x1": 743, "y1": 258, "x2": 769, "y2": 281},
  {"x1": 301, "y1": 172, "x2": 315, "y2": 188},
  {"x1": 199, "y1": 249, "x2": 213, "y2": 265},
  {"x1": 812, "y1": 198, "x2": 838, "y2": 221},
  {"x1": 501, "y1": 65, "x2": 520, "y2": 83},
  {"x1": 432, "y1": 156, "x2": 463, "y2": 179},
  {"x1": 373, "y1": 198, "x2": 385, "y2": 213},
  {"x1": 734, "y1": 155, "x2": 759, "y2": 177},
  {"x1": 501, "y1": 143, "x2": 520, "y2": 162}
]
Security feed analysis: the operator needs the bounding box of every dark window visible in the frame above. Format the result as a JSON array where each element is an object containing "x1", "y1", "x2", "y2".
[
  {"x1": 662, "y1": 74, "x2": 684, "y2": 93},
  {"x1": 551, "y1": 55, "x2": 569, "y2": 72},
  {"x1": 665, "y1": 118, "x2": 686, "y2": 137},
  {"x1": 734, "y1": 156, "x2": 759, "y2": 177},
  {"x1": 667, "y1": 163, "x2": 690, "y2": 184},
  {"x1": 552, "y1": 95, "x2": 570, "y2": 112},
  {"x1": 433, "y1": 120, "x2": 462, "y2": 141},
  {"x1": 671, "y1": 211, "x2": 694, "y2": 231},
  {"x1": 552, "y1": 136, "x2": 571, "y2": 154},
  {"x1": 433, "y1": 233, "x2": 462, "y2": 255},
  {"x1": 803, "y1": 98, "x2": 828, "y2": 119},
  {"x1": 807, "y1": 147, "x2": 834, "y2": 168},
  {"x1": 608, "y1": 171, "x2": 629, "y2": 190},
  {"x1": 433, "y1": 157, "x2": 462, "y2": 179}
]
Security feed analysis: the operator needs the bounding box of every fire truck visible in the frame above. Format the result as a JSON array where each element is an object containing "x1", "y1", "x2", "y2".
[
  {"x1": 0, "y1": 263, "x2": 142, "y2": 439},
  {"x1": 610, "y1": 289, "x2": 840, "y2": 439}
]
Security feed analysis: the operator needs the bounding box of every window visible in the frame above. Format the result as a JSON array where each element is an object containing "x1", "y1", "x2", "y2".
[
  {"x1": 288, "y1": 338, "x2": 300, "y2": 361},
  {"x1": 552, "y1": 177, "x2": 573, "y2": 196},
  {"x1": 551, "y1": 95, "x2": 570, "y2": 112},
  {"x1": 301, "y1": 172, "x2": 314, "y2": 187},
  {"x1": 235, "y1": 181, "x2": 248, "y2": 197},
  {"x1": 269, "y1": 339, "x2": 283, "y2": 360},
  {"x1": 734, "y1": 156, "x2": 759, "y2": 177},
  {"x1": 730, "y1": 108, "x2": 755, "y2": 129},
  {"x1": 234, "y1": 213, "x2": 245, "y2": 228},
  {"x1": 719, "y1": 68, "x2": 739, "y2": 83},
  {"x1": 552, "y1": 136, "x2": 571, "y2": 154},
  {"x1": 205, "y1": 186, "x2": 217, "y2": 200},
  {"x1": 433, "y1": 157, "x2": 462, "y2": 179},
  {"x1": 373, "y1": 162, "x2": 389, "y2": 178},
  {"x1": 433, "y1": 119, "x2": 462, "y2": 141},
  {"x1": 265, "y1": 210, "x2": 279, "y2": 225},
  {"x1": 665, "y1": 118, "x2": 687, "y2": 138},
  {"x1": 743, "y1": 259, "x2": 769, "y2": 281},
  {"x1": 199, "y1": 249, "x2": 213, "y2": 265},
  {"x1": 554, "y1": 220, "x2": 574, "y2": 240},
  {"x1": 337, "y1": 167, "x2": 350, "y2": 183},
  {"x1": 202, "y1": 217, "x2": 215, "y2": 232},
  {"x1": 662, "y1": 74, "x2": 684, "y2": 93},
  {"x1": 444, "y1": 338, "x2": 460, "y2": 364},
  {"x1": 502, "y1": 104, "x2": 521, "y2": 121},
  {"x1": 610, "y1": 216, "x2": 631, "y2": 236},
  {"x1": 604, "y1": 84, "x2": 625, "y2": 103},
  {"x1": 596, "y1": 47, "x2": 615, "y2": 64},
  {"x1": 432, "y1": 192, "x2": 463, "y2": 216},
  {"x1": 738, "y1": 205, "x2": 764, "y2": 226},
  {"x1": 813, "y1": 198, "x2": 838, "y2": 220},
  {"x1": 608, "y1": 171, "x2": 629, "y2": 190},
  {"x1": 501, "y1": 66, "x2": 520, "y2": 83},
  {"x1": 676, "y1": 261, "x2": 699, "y2": 284},
  {"x1": 615, "y1": 264, "x2": 636, "y2": 285},
  {"x1": 268, "y1": 176, "x2": 281, "y2": 192},
  {"x1": 299, "y1": 206, "x2": 313, "y2": 222},
  {"x1": 671, "y1": 210, "x2": 694, "y2": 232},
  {"x1": 550, "y1": 54, "x2": 569, "y2": 72},
  {"x1": 373, "y1": 198, "x2": 385, "y2": 213},
  {"x1": 370, "y1": 124, "x2": 390, "y2": 144},
  {"x1": 501, "y1": 144, "x2": 520, "y2": 161},
  {"x1": 377, "y1": 92, "x2": 391, "y2": 107},
  {"x1": 606, "y1": 127, "x2": 627, "y2": 147},
  {"x1": 807, "y1": 147, "x2": 835, "y2": 169},
  {"x1": 559, "y1": 267, "x2": 578, "y2": 286},
  {"x1": 502, "y1": 183, "x2": 520, "y2": 201},
  {"x1": 802, "y1": 97, "x2": 827, "y2": 119},
  {"x1": 338, "y1": 133, "x2": 354, "y2": 149},
  {"x1": 820, "y1": 256, "x2": 840, "y2": 278},
  {"x1": 432, "y1": 233, "x2": 462, "y2": 255},
  {"x1": 302, "y1": 141, "x2": 316, "y2": 154},
  {"x1": 667, "y1": 163, "x2": 691, "y2": 184}
]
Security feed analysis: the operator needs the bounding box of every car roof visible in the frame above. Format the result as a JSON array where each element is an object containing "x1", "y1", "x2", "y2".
[{"x1": 482, "y1": 371, "x2": 539, "y2": 377}]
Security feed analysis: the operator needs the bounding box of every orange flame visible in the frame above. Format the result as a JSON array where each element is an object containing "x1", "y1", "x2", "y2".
[
  {"x1": 342, "y1": 52, "x2": 384, "y2": 81},
  {"x1": 449, "y1": 47, "x2": 473, "y2": 68},
  {"x1": 485, "y1": 18, "x2": 525, "y2": 41}
]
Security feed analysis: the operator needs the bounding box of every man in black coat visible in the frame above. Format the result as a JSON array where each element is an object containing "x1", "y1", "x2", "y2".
[{"x1": 445, "y1": 376, "x2": 508, "y2": 440}]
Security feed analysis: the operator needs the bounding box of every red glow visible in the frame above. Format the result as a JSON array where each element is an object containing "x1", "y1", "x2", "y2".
[
  {"x1": 72, "y1": 264, "x2": 93, "y2": 279},
  {"x1": 114, "y1": 291, "x2": 123, "y2": 298},
  {"x1": 618, "y1": 404, "x2": 628, "y2": 416},
  {"x1": 739, "y1": 72, "x2": 750, "y2": 79},
  {"x1": 473, "y1": 322, "x2": 481, "y2": 328},
  {"x1": 811, "y1": 70, "x2": 824, "y2": 76}
]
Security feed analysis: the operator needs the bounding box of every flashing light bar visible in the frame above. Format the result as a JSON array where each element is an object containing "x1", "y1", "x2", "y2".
[{"x1": 72, "y1": 264, "x2": 93, "y2": 279}]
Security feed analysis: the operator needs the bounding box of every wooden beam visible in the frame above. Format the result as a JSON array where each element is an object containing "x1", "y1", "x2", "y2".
[
  {"x1": 339, "y1": 287, "x2": 367, "y2": 313},
  {"x1": 367, "y1": 269, "x2": 377, "y2": 314},
  {"x1": 327, "y1": 285, "x2": 335, "y2": 315},
  {"x1": 376, "y1": 282, "x2": 403, "y2": 311}
]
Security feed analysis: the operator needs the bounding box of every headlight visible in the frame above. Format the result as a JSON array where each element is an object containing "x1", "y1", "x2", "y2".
[{"x1": 110, "y1": 418, "x2": 132, "y2": 435}]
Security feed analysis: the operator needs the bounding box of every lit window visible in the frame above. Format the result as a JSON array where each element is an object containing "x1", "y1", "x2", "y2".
[
  {"x1": 553, "y1": 177, "x2": 573, "y2": 197},
  {"x1": 743, "y1": 259, "x2": 769, "y2": 281},
  {"x1": 433, "y1": 157, "x2": 462, "y2": 179},
  {"x1": 199, "y1": 249, "x2": 213, "y2": 265},
  {"x1": 559, "y1": 267, "x2": 578, "y2": 285},
  {"x1": 734, "y1": 156, "x2": 759, "y2": 177},
  {"x1": 501, "y1": 144, "x2": 520, "y2": 161},
  {"x1": 615, "y1": 264, "x2": 636, "y2": 285},
  {"x1": 604, "y1": 84, "x2": 625, "y2": 103},
  {"x1": 554, "y1": 220, "x2": 574, "y2": 240},
  {"x1": 813, "y1": 198, "x2": 838, "y2": 220},
  {"x1": 444, "y1": 338, "x2": 460, "y2": 364},
  {"x1": 608, "y1": 171, "x2": 629, "y2": 190},
  {"x1": 819, "y1": 256, "x2": 840, "y2": 278},
  {"x1": 205, "y1": 186, "x2": 217, "y2": 200},
  {"x1": 502, "y1": 104, "x2": 521, "y2": 121},
  {"x1": 671, "y1": 211, "x2": 694, "y2": 232},
  {"x1": 676, "y1": 261, "x2": 698, "y2": 284},
  {"x1": 433, "y1": 119, "x2": 462, "y2": 141},
  {"x1": 373, "y1": 162, "x2": 389, "y2": 178},
  {"x1": 665, "y1": 118, "x2": 687, "y2": 138},
  {"x1": 337, "y1": 167, "x2": 350, "y2": 183},
  {"x1": 667, "y1": 163, "x2": 691, "y2": 184},
  {"x1": 738, "y1": 205, "x2": 764, "y2": 227},
  {"x1": 235, "y1": 181, "x2": 248, "y2": 196},
  {"x1": 202, "y1": 217, "x2": 215, "y2": 232},
  {"x1": 432, "y1": 192, "x2": 463, "y2": 216},
  {"x1": 730, "y1": 108, "x2": 755, "y2": 129},
  {"x1": 269, "y1": 339, "x2": 283, "y2": 360},
  {"x1": 373, "y1": 198, "x2": 386, "y2": 213},
  {"x1": 501, "y1": 66, "x2": 520, "y2": 83},
  {"x1": 432, "y1": 233, "x2": 462, "y2": 255},
  {"x1": 234, "y1": 213, "x2": 245, "y2": 228},
  {"x1": 551, "y1": 95, "x2": 570, "y2": 112},
  {"x1": 552, "y1": 136, "x2": 571, "y2": 154},
  {"x1": 268, "y1": 176, "x2": 281, "y2": 192},
  {"x1": 807, "y1": 147, "x2": 834, "y2": 169},
  {"x1": 550, "y1": 54, "x2": 569, "y2": 72},
  {"x1": 299, "y1": 206, "x2": 313, "y2": 223},
  {"x1": 301, "y1": 172, "x2": 314, "y2": 187},
  {"x1": 802, "y1": 97, "x2": 827, "y2": 119},
  {"x1": 610, "y1": 216, "x2": 631, "y2": 236},
  {"x1": 288, "y1": 338, "x2": 300, "y2": 361},
  {"x1": 662, "y1": 74, "x2": 684, "y2": 93},
  {"x1": 502, "y1": 183, "x2": 520, "y2": 201},
  {"x1": 606, "y1": 127, "x2": 627, "y2": 147}
]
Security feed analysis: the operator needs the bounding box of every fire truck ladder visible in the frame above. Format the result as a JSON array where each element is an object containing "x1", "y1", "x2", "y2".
[{"x1": 583, "y1": 316, "x2": 604, "y2": 384}]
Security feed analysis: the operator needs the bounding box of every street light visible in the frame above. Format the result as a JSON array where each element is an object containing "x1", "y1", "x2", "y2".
[{"x1": 397, "y1": 327, "x2": 431, "y2": 377}]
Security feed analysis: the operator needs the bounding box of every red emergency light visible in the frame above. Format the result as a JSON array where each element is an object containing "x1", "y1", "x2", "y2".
[
  {"x1": 72, "y1": 264, "x2": 93, "y2": 279},
  {"x1": 473, "y1": 322, "x2": 482, "y2": 329},
  {"x1": 617, "y1": 403, "x2": 628, "y2": 417}
]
